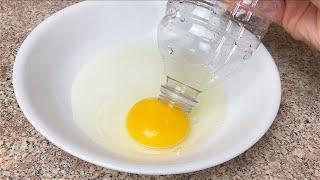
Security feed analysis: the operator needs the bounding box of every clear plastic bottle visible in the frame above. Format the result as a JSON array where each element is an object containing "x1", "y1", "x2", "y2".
[{"x1": 158, "y1": 0, "x2": 283, "y2": 113}]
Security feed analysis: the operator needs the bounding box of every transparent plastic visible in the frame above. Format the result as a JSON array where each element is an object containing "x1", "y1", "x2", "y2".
[{"x1": 158, "y1": 0, "x2": 283, "y2": 113}]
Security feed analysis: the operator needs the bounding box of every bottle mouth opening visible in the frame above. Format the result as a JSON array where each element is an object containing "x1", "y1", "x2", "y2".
[
  {"x1": 159, "y1": 76, "x2": 201, "y2": 114},
  {"x1": 160, "y1": 85, "x2": 198, "y2": 107},
  {"x1": 159, "y1": 85, "x2": 197, "y2": 114}
]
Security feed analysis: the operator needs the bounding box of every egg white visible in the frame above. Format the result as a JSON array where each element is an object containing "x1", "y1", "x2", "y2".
[{"x1": 71, "y1": 44, "x2": 227, "y2": 161}]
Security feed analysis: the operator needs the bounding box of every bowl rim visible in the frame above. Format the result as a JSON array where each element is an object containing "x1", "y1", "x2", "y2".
[{"x1": 13, "y1": 1, "x2": 281, "y2": 175}]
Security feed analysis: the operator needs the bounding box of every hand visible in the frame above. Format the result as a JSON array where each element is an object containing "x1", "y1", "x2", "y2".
[{"x1": 275, "y1": 0, "x2": 320, "y2": 50}]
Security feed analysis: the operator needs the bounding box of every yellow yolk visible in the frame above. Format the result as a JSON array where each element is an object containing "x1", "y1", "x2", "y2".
[{"x1": 126, "y1": 98, "x2": 189, "y2": 148}]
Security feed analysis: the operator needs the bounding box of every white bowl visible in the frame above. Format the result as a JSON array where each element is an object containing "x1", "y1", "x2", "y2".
[{"x1": 13, "y1": 1, "x2": 281, "y2": 175}]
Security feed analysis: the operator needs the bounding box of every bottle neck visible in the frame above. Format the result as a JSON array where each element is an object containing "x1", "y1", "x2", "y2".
[{"x1": 159, "y1": 76, "x2": 201, "y2": 114}]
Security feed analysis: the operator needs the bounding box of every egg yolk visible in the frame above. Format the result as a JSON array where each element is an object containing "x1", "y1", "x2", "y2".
[{"x1": 126, "y1": 98, "x2": 189, "y2": 148}]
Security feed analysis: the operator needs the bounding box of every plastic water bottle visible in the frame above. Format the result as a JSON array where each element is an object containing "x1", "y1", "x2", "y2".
[{"x1": 158, "y1": 0, "x2": 283, "y2": 113}]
